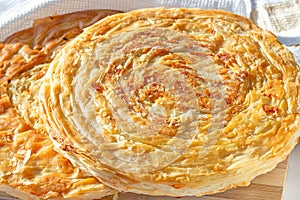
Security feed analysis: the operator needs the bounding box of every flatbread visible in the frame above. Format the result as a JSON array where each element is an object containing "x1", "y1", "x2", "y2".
[
  {"x1": 41, "y1": 8, "x2": 300, "y2": 197},
  {"x1": 0, "y1": 10, "x2": 121, "y2": 199}
]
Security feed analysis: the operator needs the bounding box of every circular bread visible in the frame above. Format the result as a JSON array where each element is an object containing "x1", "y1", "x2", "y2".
[
  {"x1": 0, "y1": 10, "x2": 121, "y2": 199},
  {"x1": 41, "y1": 8, "x2": 300, "y2": 197}
]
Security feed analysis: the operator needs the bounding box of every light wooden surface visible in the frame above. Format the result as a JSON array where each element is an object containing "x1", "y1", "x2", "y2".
[
  {"x1": 0, "y1": 159, "x2": 288, "y2": 200},
  {"x1": 200, "y1": 159, "x2": 289, "y2": 200}
]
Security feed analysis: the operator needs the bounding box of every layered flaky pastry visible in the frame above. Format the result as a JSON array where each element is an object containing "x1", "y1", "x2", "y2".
[
  {"x1": 41, "y1": 8, "x2": 300, "y2": 197},
  {"x1": 0, "y1": 10, "x2": 121, "y2": 199}
]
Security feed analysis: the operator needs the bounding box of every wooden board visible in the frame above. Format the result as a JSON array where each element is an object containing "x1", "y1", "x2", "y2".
[
  {"x1": 0, "y1": 159, "x2": 288, "y2": 200},
  {"x1": 199, "y1": 158, "x2": 289, "y2": 200}
]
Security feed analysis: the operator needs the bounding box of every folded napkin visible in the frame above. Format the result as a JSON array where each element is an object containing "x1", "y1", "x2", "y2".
[{"x1": 251, "y1": 0, "x2": 300, "y2": 63}]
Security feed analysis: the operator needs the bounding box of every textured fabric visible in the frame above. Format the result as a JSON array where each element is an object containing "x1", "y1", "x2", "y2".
[
  {"x1": 251, "y1": 0, "x2": 300, "y2": 64},
  {"x1": 251, "y1": 0, "x2": 300, "y2": 51}
]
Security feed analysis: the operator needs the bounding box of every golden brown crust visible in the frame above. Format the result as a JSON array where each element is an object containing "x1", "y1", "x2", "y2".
[
  {"x1": 0, "y1": 10, "x2": 122, "y2": 199},
  {"x1": 42, "y1": 7, "x2": 300, "y2": 197},
  {"x1": 0, "y1": 9, "x2": 123, "y2": 82}
]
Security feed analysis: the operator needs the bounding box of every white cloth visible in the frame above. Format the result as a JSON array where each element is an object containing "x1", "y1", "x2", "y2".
[{"x1": 251, "y1": 0, "x2": 300, "y2": 63}]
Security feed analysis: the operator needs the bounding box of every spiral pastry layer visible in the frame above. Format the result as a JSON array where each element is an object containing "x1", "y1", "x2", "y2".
[{"x1": 42, "y1": 8, "x2": 300, "y2": 196}]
